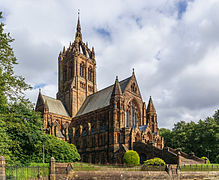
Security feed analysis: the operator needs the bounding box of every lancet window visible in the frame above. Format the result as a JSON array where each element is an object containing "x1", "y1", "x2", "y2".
[
  {"x1": 131, "y1": 83, "x2": 137, "y2": 93},
  {"x1": 126, "y1": 100, "x2": 140, "y2": 128},
  {"x1": 80, "y1": 62, "x2": 85, "y2": 78},
  {"x1": 88, "y1": 66, "x2": 93, "y2": 82}
]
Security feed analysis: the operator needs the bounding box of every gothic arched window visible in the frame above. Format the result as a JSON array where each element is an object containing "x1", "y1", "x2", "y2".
[
  {"x1": 131, "y1": 83, "x2": 137, "y2": 93},
  {"x1": 88, "y1": 66, "x2": 93, "y2": 82},
  {"x1": 80, "y1": 62, "x2": 85, "y2": 78},
  {"x1": 126, "y1": 100, "x2": 140, "y2": 128}
]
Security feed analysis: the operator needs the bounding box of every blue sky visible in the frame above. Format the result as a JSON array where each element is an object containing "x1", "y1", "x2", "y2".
[{"x1": 1, "y1": 0, "x2": 219, "y2": 129}]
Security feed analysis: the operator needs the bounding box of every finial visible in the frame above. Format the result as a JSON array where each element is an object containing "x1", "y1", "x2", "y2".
[
  {"x1": 116, "y1": 76, "x2": 118, "y2": 80},
  {"x1": 78, "y1": 9, "x2": 80, "y2": 17},
  {"x1": 132, "y1": 68, "x2": 135, "y2": 75},
  {"x1": 39, "y1": 88, "x2": 41, "y2": 93}
]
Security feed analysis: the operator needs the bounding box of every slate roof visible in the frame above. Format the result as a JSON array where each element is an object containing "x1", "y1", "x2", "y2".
[
  {"x1": 41, "y1": 95, "x2": 70, "y2": 117},
  {"x1": 76, "y1": 76, "x2": 132, "y2": 117},
  {"x1": 139, "y1": 125, "x2": 148, "y2": 132}
]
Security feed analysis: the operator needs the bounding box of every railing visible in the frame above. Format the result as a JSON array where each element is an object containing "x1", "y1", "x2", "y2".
[
  {"x1": 180, "y1": 164, "x2": 219, "y2": 171},
  {"x1": 63, "y1": 162, "x2": 166, "y2": 171},
  {"x1": 6, "y1": 165, "x2": 49, "y2": 179}
]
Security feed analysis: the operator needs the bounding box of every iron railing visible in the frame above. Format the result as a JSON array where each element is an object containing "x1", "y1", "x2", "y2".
[{"x1": 6, "y1": 165, "x2": 49, "y2": 179}]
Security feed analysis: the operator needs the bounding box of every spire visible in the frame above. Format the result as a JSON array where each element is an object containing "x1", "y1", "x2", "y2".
[
  {"x1": 132, "y1": 68, "x2": 135, "y2": 75},
  {"x1": 75, "y1": 9, "x2": 82, "y2": 40},
  {"x1": 111, "y1": 76, "x2": 122, "y2": 97},
  {"x1": 146, "y1": 96, "x2": 156, "y2": 113}
]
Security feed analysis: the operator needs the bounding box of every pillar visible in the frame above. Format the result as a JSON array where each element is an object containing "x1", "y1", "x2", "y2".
[
  {"x1": 0, "y1": 156, "x2": 5, "y2": 180},
  {"x1": 49, "y1": 157, "x2": 56, "y2": 180}
]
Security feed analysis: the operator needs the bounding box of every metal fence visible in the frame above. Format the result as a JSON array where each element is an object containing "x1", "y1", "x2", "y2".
[
  {"x1": 180, "y1": 164, "x2": 219, "y2": 171},
  {"x1": 6, "y1": 165, "x2": 49, "y2": 179}
]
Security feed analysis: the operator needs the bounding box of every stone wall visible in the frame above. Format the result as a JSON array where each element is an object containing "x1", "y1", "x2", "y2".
[{"x1": 1, "y1": 157, "x2": 219, "y2": 180}]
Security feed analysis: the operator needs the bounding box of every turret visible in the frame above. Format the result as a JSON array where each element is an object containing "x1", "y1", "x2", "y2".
[{"x1": 146, "y1": 96, "x2": 157, "y2": 133}]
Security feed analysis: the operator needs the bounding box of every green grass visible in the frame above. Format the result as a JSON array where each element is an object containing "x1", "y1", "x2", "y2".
[
  {"x1": 180, "y1": 164, "x2": 219, "y2": 171},
  {"x1": 6, "y1": 164, "x2": 49, "y2": 179}
]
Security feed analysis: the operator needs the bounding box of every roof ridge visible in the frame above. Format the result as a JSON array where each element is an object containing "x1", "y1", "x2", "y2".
[
  {"x1": 86, "y1": 76, "x2": 132, "y2": 98},
  {"x1": 42, "y1": 94, "x2": 61, "y2": 101}
]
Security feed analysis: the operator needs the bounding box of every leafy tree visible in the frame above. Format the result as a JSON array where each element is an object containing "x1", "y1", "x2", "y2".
[
  {"x1": 0, "y1": 12, "x2": 31, "y2": 109},
  {"x1": 160, "y1": 110, "x2": 219, "y2": 163},
  {"x1": 0, "y1": 11, "x2": 80, "y2": 165}
]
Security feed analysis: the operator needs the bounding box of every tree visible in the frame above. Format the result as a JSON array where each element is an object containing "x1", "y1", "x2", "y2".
[
  {"x1": 160, "y1": 110, "x2": 219, "y2": 163},
  {"x1": 0, "y1": 12, "x2": 80, "y2": 164},
  {"x1": 0, "y1": 11, "x2": 31, "y2": 110}
]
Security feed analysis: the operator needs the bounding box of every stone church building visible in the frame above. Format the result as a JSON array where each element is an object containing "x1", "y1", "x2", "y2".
[{"x1": 35, "y1": 16, "x2": 165, "y2": 164}]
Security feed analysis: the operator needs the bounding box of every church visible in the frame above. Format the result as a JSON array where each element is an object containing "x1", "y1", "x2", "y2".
[{"x1": 35, "y1": 15, "x2": 164, "y2": 164}]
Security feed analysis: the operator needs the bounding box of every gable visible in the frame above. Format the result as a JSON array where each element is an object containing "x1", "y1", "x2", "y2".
[{"x1": 123, "y1": 74, "x2": 142, "y2": 99}]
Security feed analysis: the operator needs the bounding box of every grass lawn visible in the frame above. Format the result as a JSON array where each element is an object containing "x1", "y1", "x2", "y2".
[
  {"x1": 180, "y1": 164, "x2": 219, "y2": 171},
  {"x1": 6, "y1": 163, "x2": 49, "y2": 179}
]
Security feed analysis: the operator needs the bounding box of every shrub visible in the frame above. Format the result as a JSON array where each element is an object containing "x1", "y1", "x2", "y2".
[
  {"x1": 201, "y1": 157, "x2": 210, "y2": 164},
  {"x1": 123, "y1": 150, "x2": 140, "y2": 166},
  {"x1": 216, "y1": 155, "x2": 219, "y2": 164},
  {"x1": 143, "y1": 157, "x2": 166, "y2": 166}
]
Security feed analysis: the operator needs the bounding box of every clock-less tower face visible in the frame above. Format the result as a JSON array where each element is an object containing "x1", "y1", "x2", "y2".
[{"x1": 56, "y1": 16, "x2": 97, "y2": 117}]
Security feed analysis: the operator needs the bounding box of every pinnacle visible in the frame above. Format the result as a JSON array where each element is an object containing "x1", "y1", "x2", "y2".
[
  {"x1": 146, "y1": 96, "x2": 156, "y2": 113},
  {"x1": 111, "y1": 76, "x2": 122, "y2": 97}
]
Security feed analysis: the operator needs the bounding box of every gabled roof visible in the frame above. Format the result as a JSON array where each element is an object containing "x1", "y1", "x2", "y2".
[
  {"x1": 41, "y1": 95, "x2": 70, "y2": 117},
  {"x1": 76, "y1": 76, "x2": 131, "y2": 117}
]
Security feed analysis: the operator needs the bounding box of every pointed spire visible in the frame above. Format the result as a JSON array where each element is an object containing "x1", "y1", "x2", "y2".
[
  {"x1": 146, "y1": 96, "x2": 156, "y2": 113},
  {"x1": 75, "y1": 9, "x2": 82, "y2": 40},
  {"x1": 111, "y1": 76, "x2": 122, "y2": 97}
]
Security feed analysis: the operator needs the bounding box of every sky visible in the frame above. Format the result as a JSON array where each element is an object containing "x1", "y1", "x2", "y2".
[{"x1": 1, "y1": 0, "x2": 219, "y2": 129}]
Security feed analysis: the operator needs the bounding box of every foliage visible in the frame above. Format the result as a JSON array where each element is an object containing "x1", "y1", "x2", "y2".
[
  {"x1": 42, "y1": 135, "x2": 80, "y2": 163},
  {"x1": 201, "y1": 157, "x2": 210, "y2": 164},
  {"x1": 0, "y1": 12, "x2": 31, "y2": 109},
  {"x1": 216, "y1": 155, "x2": 219, "y2": 164},
  {"x1": 159, "y1": 110, "x2": 219, "y2": 163},
  {"x1": 143, "y1": 158, "x2": 165, "y2": 166},
  {"x1": 0, "y1": 11, "x2": 80, "y2": 165},
  {"x1": 123, "y1": 150, "x2": 140, "y2": 166}
]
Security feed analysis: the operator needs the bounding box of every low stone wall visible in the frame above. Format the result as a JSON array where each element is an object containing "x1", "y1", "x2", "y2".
[
  {"x1": 1, "y1": 156, "x2": 219, "y2": 180},
  {"x1": 68, "y1": 171, "x2": 169, "y2": 180},
  {"x1": 180, "y1": 171, "x2": 219, "y2": 180}
]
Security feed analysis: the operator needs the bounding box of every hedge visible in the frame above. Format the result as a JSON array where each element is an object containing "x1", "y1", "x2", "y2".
[{"x1": 123, "y1": 150, "x2": 140, "y2": 165}]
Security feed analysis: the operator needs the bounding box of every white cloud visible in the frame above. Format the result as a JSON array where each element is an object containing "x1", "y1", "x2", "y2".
[{"x1": 1, "y1": 0, "x2": 219, "y2": 129}]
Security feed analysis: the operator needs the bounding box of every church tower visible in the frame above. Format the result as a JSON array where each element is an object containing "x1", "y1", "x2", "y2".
[{"x1": 57, "y1": 13, "x2": 97, "y2": 117}]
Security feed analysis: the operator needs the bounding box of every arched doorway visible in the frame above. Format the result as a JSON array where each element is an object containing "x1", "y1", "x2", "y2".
[{"x1": 135, "y1": 132, "x2": 141, "y2": 142}]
